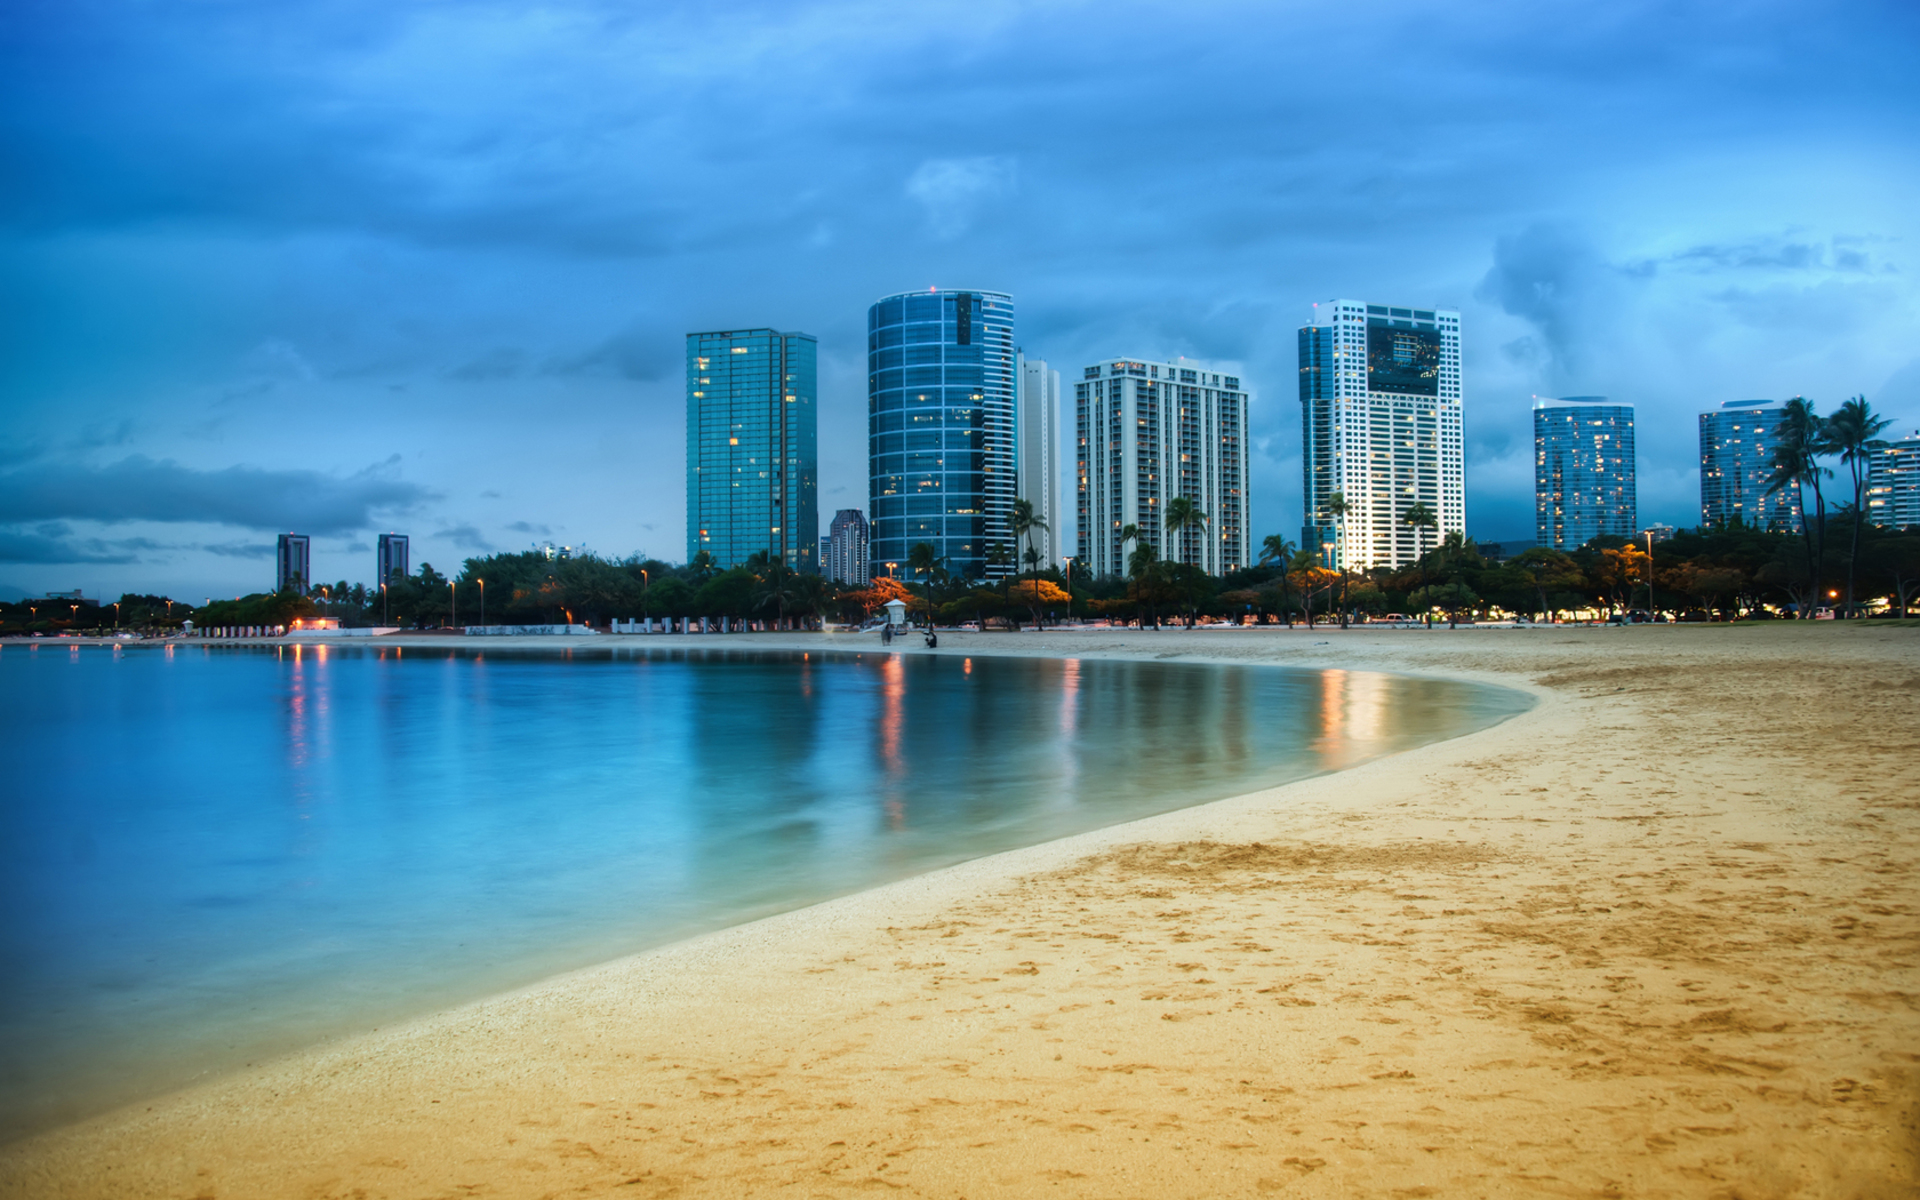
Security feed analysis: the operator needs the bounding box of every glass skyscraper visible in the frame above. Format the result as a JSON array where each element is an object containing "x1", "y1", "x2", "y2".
[
  {"x1": 867, "y1": 289, "x2": 1015, "y2": 581},
  {"x1": 686, "y1": 329, "x2": 818, "y2": 571},
  {"x1": 1533, "y1": 396, "x2": 1636, "y2": 550},
  {"x1": 1698, "y1": 398, "x2": 1801, "y2": 532}
]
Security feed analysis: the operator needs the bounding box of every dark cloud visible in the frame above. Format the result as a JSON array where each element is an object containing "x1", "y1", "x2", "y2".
[
  {"x1": 505, "y1": 520, "x2": 552, "y2": 536},
  {"x1": 201, "y1": 541, "x2": 273, "y2": 559},
  {"x1": 0, "y1": 457, "x2": 435, "y2": 535},
  {"x1": 438, "y1": 523, "x2": 494, "y2": 551},
  {"x1": 0, "y1": 528, "x2": 145, "y2": 564},
  {"x1": 1474, "y1": 224, "x2": 1617, "y2": 380}
]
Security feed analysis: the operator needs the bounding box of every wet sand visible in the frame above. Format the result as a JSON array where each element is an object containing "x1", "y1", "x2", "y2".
[{"x1": 3, "y1": 623, "x2": 1916, "y2": 1198}]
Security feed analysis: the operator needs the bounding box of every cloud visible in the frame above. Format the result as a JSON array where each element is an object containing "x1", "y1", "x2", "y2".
[
  {"x1": 438, "y1": 523, "x2": 494, "y2": 551},
  {"x1": 505, "y1": 520, "x2": 552, "y2": 536},
  {"x1": 0, "y1": 456, "x2": 435, "y2": 535},
  {"x1": 0, "y1": 528, "x2": 145, "y2": 564},
  {"x1": 201, "y1": 540, "x2": 274, "y2": 558},
  {"x1": 905, "y1": 156, "x2": 1016, "y2": 239},
  {"x1": 1475, "y1": 224, "x2": 1619, "y2": 381}
]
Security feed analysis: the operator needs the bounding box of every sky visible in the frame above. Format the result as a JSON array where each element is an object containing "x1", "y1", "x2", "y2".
[{"x1": 3, "y1": 0, "x2": 1918, "y2": 601}]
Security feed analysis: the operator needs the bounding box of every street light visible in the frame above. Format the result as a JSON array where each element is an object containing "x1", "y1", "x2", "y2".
[
  {"x1": 449, "y1": 580, "x2": 457, "y2": 629},
  {"x1": 381, "y1": 582, "x2": 389, "y2": 626},
  {"x1": 478, "y1": 578, "x2": 485, "y2": 627}
]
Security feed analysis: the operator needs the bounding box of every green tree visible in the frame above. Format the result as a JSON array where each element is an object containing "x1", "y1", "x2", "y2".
[
  {"x1": 1325, "y1": 491, "x2": 1352, "y2": 627},
  {"x1": 1511, "y1": 547, "x2": 1583, "y2": 620},
  {"x1": 1260, "y1": 534, "x2": 1297, "y2": 627},
  {"x1": 1825, "y1": 395, "x2": 1893, "y2": 616},
  {"x1": 907, "y1": 541, "x2": 944, "y2": 631},
  {"x1": 1401, "y1": 503, "x2": 1439, "y2": 624},
  {"x1": 1010, "y1": 498, "x2": 1050, "y2": 581},
  {"x1": 1765, "y1": 397, "x2": 1830, "y2": 616},
  {"x1": 1163, "y1": 496, "x2": 1208, "y2": 568}
]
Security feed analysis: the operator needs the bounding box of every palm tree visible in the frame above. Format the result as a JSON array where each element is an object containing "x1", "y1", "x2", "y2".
[
  {"x1": 1010, "y1": 498, "x2": 1050, "y2": 582},
  {"x1": 1127, "y1": 538, "x2": 1164, "y2": 629},
  {"x1": 1326, "y1": 491, "x2": 1351, "y2": 628},
  {"x1": 1826, "y1": 395, "x2": 1892, "y2": 617},
  {"x1": 907, "y1": 541, "x2": 943, "y2": 631},
  {"x1": 1765, "y1": 398, "x2": 1830, "y2": 617},
  {"x1": 1163, "y1": 496, "x2": 1208, "y2": 568},
  {"x1": 750, "y1": 555, "x2": 801, "y2": 629},
  {"x1": 985, "y1": 541, "x2": 1014, "y2": 626},
  {"x1": 1402, "y1": 502, "x2": 1438, "y2": 627},
  {"x1": 689, "y1": 549, "x2": 717, "y2": 582},
  {"x1": 1259, "y1": 533, "x2": 1296, "y2": 627},
  {"x1": 1119, "y1": 522, "x2": 1142, "y2": 570}
]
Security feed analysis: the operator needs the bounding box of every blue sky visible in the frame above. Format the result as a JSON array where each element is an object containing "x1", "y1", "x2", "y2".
[{"x1": 3, "y1": 0, "x2": 1918, "y2": 599}]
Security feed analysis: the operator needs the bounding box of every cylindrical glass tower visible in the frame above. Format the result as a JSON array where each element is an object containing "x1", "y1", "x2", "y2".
[{"x1": 867, "y1": 289, "x2": 1015, "y2": 582}]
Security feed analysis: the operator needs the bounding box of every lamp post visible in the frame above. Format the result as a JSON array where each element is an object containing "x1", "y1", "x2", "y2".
[
  {"x1": 113, "y1": 602, "x2": 120, "y2": 630},
  {"x1": 1063, "y1": 557, "x2": 1074, "y2": 624},
  {"x1": 449, "y1": 580, "x2": 457, "y2": 629},
  {"x1": 478, "y1": 578, "x2": 485, "y2": 627},
  {"x1": 381, "y1": 582, "x2": 388, "y2": 626},
  {"x1": 1645, "y1": 531, "x2": 1655, "y2": 620}
]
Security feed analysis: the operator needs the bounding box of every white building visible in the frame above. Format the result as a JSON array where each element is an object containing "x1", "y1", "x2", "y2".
[
  {"x1": 1016, "y1": 353, "x2": 1060, "y2": 567},
  {"x1": 1074, "y1": 356, "x2": 1250, "y2": 578},
  {"x1": 1867, "y1": 433, "x2": 1920, "y2": 530},
  {"x1": 1298, "y1": 300, "x2": 1464, "y2": 569}
]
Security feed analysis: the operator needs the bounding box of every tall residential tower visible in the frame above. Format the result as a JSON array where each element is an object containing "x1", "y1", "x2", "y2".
[
  {"x1": 1016, "y1": 353, "x2": 1060, "y2": 568},
  {"x1": 1533, "y1": 396, "x2": 1636, "y2": 550},
  {"x1": 1699, "y1": 399, "x2": 1801, "y2": 531},
  {"x1": 1299, "y1": 300, "x2": 1464, "y2": 568},
  {"x1": 686, "y1": 328, "x2": 818, "y2": 571},
  {"x1": 867, "y1": 289, "x2": 1016, "y2": 581},
  {"x1": 376, "y1": 533, "x2": 409, "y2": 586},
  {"x1": 1074, "y1": 356, "x2": 1250, "y2": 577},
  {"x1": 1867, "y1": 433, "x2": 1920, "y2": 530},
  {"x1": 825, "y1": 508, "x2": 871, "y2": 585},
  {"x1": 276, "y1": 533, "x2": 310, "y2": 593}
]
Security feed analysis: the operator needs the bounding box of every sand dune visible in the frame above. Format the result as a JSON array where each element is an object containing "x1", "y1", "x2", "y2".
[{"x1": 3, "y1": 624, "x2": 1915, "y2": 1198}]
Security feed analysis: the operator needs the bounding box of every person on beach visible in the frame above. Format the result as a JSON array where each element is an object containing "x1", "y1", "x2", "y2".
[
  {"x1": 882, "y1": 623, "x2": 892, "y2": 646},
  {"x1": 924, "y1": 629, "x2": 937, "y2": 649}
]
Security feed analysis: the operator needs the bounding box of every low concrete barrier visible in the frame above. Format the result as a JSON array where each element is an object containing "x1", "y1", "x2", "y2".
[{"x1": 464, "y1": 624, "x2": 599, "y2": 636}]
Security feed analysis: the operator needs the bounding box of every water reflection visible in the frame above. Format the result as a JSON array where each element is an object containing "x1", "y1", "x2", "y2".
[{"x1": 0, "y1": 644, "x2": 1527, "y2": 1140}]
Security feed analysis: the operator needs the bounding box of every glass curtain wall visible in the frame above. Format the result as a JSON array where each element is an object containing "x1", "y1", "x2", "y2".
[
  {"x1": 867, "y1": 290, "x2": 1016, "y2": 581},
  {"x1": 686, "y1": 329, "x2": 818, "y2": 571}
]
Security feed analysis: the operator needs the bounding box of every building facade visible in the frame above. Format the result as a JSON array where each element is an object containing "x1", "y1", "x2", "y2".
[
  {"x1": 1299, "y1": 300, "x2": 1464, "y2": 569},
  {"x1": 276, "y1": 533, "x2": 310, "y2": 593},
  {"x1": 1867, "y1": 433, "x2": 1920, "y2": 530},
  {"x1": 1074, "y1": 356, "x2": 1250, "y2": 578},
  {"x1": 825, "y1": 508, "x2": 871, "y2": 585},
  {"x1": 1016, "y1": 353, "x2": 1060, "y2": 568},
  {"x1": 1533, "y1": 396, "x2": 1636, "y2": 550},
  {"x1": 376, "y1": 533, "x2": 409, "y2": 586},
  {"x1": 686, "y1": 329, "x2": 819, "y2": 571},
  {"x1": 1699, "y1": 399, "x2": 1801, "y2": 531},
  {"x1": 867, "y1": 289, "x2": 1016, "y2": 581}
]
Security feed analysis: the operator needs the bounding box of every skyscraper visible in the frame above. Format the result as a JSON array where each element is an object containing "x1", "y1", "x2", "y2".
[
  {"x1": 1699, "y1": 399, "x2": 1801, "y2": 531},
  {"x1": 867, "y1": 289, "x2": 1015, "y2": 581},
  {"x1": 1299, "y1": 300, "x2": 1464, "y2": 569},
  {"x1": 376, "y1": 533, "x2": 409, "y2": 586},
  {"x1": 1016, "y1": 353, "x2": 1060, "y2": 568},
  {"x1": 1866, "y1": 433, "x2": 1920, "y2": 530},
  {"x1": 826, "y1": 508, "x2": 871, "y2": 585},
  {"x1": 686, "y1": 328, "x2": 818, "y2": 571},
  {"x1": 1533, "y1": 396, "x2": 1637, "y2": 550},
  {"x1": 276, "y1": 533, "x2": 310, "y2": 593},
  {"x1": 1074, "y1": 356, "x2": 1250, "y2": 578}
]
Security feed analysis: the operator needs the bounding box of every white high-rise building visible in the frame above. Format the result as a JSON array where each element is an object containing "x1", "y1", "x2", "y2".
[
  {"x1": 1298, "y1": 300, "x2": 1464, "y2": 569},
  {"x1": 1016, "y1": 353, "x2": 1060, "y2": 567},
  {"x1": 1867, "y1": 433, "x2": 1920, "y2": 530},
  {"x1": 1074, "y1": 356, "x2": 1250, "y2": 578}
]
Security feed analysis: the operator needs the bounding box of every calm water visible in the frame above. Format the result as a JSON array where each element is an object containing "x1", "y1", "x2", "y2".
[{"x1": 0, "y1": 641, "x2": 1528, "y2": 1138}]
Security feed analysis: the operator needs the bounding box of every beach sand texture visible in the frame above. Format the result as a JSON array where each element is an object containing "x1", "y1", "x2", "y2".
[{"x1": 2, "y1": 624, "x2": 1916, "y2": 1198}]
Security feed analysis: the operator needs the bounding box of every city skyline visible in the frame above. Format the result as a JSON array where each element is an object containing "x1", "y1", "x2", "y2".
[{"x1": 3, "y1": 2, "x2": 1917, "y2": 599}]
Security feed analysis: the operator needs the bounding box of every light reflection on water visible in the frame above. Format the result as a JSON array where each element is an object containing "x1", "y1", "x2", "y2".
[{"x1": 0, "y1": 643, "x2": 1527, "y2": 1139}]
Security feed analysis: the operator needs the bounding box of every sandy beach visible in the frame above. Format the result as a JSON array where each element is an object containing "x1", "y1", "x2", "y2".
[{"x1": 2, "y1": 623, "x2": 1915, "y2": 1199}]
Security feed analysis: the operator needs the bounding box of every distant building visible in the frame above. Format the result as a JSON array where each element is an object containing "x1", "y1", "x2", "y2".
[
  {"x1": 686, "y1": 328, "x2": 819, "y2": 572},
  {"x1": 1533, "y1": 396, "x2": 1636, "y2": 550},
  {"x1": 1867, "y1": 433, "x2": 1920, "y2": 529},
  {"x1": 867, "y1": 289, "x2": 1016, "y2": 581},
  {"x1": 1075, "y1": 356, "x2": 1250, "y2": 578},
  {"x1": 1016, "y1": 353, "x2": 1060, "y2": 567},
  {"x1": 1299, "y1": 300, "x2": 1464, "y2": 568},
  {"x1": 377, "y1": 533, "x2": 409, "y2": 586},
  {"x1": 1640, "y1": 523, "x2": 1677, "y2": 543},
  {"x1": 276, "y1": 533, "x2": 310, "y2": 593},
  {"x1": 826, "y1": 508, "x2": 871, "y2": 586},
  {"x1": 1699, "y1": 399, "x2": 1801, "y2": 531}
]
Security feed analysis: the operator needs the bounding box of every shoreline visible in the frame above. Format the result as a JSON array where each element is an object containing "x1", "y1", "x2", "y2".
[{"x1": 3, "y1": 625, "x2": 1915, "y2": 1198}]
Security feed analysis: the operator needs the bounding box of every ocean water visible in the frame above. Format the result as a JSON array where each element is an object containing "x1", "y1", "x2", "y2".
[{"x1": 0, "y1": 641, "x2": 1528, "y2": 1139}]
